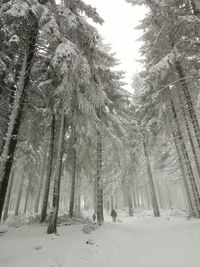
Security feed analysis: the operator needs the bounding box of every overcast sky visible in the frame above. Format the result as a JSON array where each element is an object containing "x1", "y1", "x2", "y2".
[{"x1": 84, "y1": 0, "x2": 147, "y2": 92}]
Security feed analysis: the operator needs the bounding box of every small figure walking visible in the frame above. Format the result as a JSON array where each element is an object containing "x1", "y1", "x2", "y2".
[
  {"x1": 111, "y1": 209, "x2": 117, "y2": 222},
  {"x1": 92, "y1": 213, "x2": 96, "y2": 222}
]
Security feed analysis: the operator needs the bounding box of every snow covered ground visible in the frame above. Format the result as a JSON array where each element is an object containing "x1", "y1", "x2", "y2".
[{"x1": 0, "y1": 212, "x2": 200, "y2": 267}]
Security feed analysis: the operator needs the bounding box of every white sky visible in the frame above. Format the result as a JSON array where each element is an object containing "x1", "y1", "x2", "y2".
[{"x1": 84, "y1": 0, "x2": 147, "y2": 92}]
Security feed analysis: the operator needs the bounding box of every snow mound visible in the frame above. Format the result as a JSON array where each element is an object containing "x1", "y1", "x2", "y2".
[
  {"x1": 82, "y1": 222, "x2": 98, "y2": 234},
  {"x1": 162, "y1": 209, "x2": 188, "y2": 218}
]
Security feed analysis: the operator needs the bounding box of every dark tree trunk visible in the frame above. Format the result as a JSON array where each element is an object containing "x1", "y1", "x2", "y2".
[
  {"x1": 175, "y1": 61, "x2": 200, "y2": 151},
  {"x1": 96, "y1": 128, "x2": 104, "y2": 225},
  {"x1": 0, "y1": 13, "x2": 38, "y2": 220},
  {"x1": 47, "y1": 110, "x2": 65, "y2": 234},
  {"x1": 2, "y1": 171, "x2": 14, "y2": 221},
  {"x1": 40, "y1": 113, "x2": 55, "y2": 223},
  {"x1": 69, "y1": 126, "x2": 77, "y2": 217},
  {"x1": 172, "y1": 131, "x2": 194, "y2": 215},
  {"x1": 0, "y1": 85, "x2": 17, "y2": 156},
  {"x1": 179, "y1": 95, "x2": 200, "y2": 181},
  {"x1": 170, "y1": 96, "x2": 200, "y2": 216}
]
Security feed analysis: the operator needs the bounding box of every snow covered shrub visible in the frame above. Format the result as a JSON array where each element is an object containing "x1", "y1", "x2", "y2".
[{"x1": 82, "y1": 222, "x2": 97, "y2": 234}]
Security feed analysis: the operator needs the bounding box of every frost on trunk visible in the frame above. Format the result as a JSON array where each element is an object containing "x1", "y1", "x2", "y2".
[
  {"x1": 175, "y1": 61, "x2": 200, "y2": 152},
  {"x1": 47, "y1": 109, "x2": 65, "y2": 234},
  {"x1": 2, "y1": 171, "x2": 14, "y2": 221},
  {"x1": 96, "y1": 128, "x2": 104, "y2": 225},
  {"x1": 172, "y1": 131, "x2": 194, "y2": 216},
  {"x1": 23, "y1": 175, "x2": 33, "y2": 215},
  {"x1": 34, "y1": 171, "x2": 44, "y2": 214},
  {"x1": 40, "y1": 113, "x2": 55, "y2": 223},
  {"x1": 170, "y1": 96, "x2": 200, "y2": 217},
  {"x1": 69, "y1": 126, "x2": 77, "y2": 217},
  {"x1": 127, "y1": 186, "x2": 134, "y2": 216},
  {"x1": 34, "y1": 150, "x2": 47, "y2": 214},
  {"x1": 143, "y1": 141, "x2": 160, "y2": 217},
  {"x1": 179, "y1": 93, "x2": 200, "y2": 181},
  {"x1": 0, "y1": 11, "x2": 38, "y2": 219},
  {"x1": 15, "y1": 174, "x2": 25, "y2": 216},
  {"x1": 93, "y1": 179, "x2": 97, "y2": 214}
]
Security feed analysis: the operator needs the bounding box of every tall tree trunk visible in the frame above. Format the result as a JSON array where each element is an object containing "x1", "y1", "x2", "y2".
[
  {"x1": 74, "y1": 172, "x2": 81, "y2": 216},
  {"x1": 15, "y1": 175, "x2": 24, "y2": 216},
  {"x1": 96, "y1": 128, "x2": 104, "y2": 225},
  {"x1": 111, "y1": 195, "x2": 114, "y2": 209},
  {"x1": 143, "y1": 141, "x2": 160, "y2": 217},
  {"x1": 170, "y1": 97, "x2": 200, "y2": 216},
  {"x1": 0, "y1": 85, "x2": 17, "y2": 156},
  {"x1": 127, "y1": 186, "x2": 133, "y2": 216},
  {"x1": 40, "y1": 113, "x2": 55, "y2": 223},
  {"x1": 0, "y1": 13, "x2": 38, "y2": 219},
  {"x1": 166, "y1": 181, "x2": 173, "y2": 210},
  {"x1": 93, "y1": 180, "x2": 97, "y2": 214},
  {"x1": 172, "y1": 132, "x2": 194, "y2": 215},
  {"x1": 175, "y1": 61, "x2": 200, "y2": 151},
  {"x1": 34, "y1": 152, "x2": 47, "y2": 214},
  {"x1": 179, "y1": 96, "x2": 200, "y2": 181},
  {"x1": 47, "y1": 109, "x2": 65, "y2": 234},
  {"x1": 69, "y1": 126, "x2": 77, "y2": 217},
  {"x1": 2, "y1": 171, "x2": 14, "y2": 221},
  {"x1": 0, "y1": 54, "x2": 22, "y2": 156},
  {"x1": 131, "y1": 177, "x2": 137, "y2": 208},
  {"x1": 156, "y1": 180, "x2": 163, "y2": 209},
  {"x1": 134, "y1": 181, "x2": 140, "y2": 208},
  {"x1": 144, "y1": 179, "x2": 150, "y2": 209},
  {"x1": 23, "y1": 175, "x2": 33, "y2": 215}
]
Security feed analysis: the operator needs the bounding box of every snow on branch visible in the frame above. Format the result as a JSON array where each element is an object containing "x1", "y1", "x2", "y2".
[
  {"x1": 4, "y1": 0, "x2": 43, "y2": 19},
  {"x1": 56, "y1": 5, "x2": 78, "y2": 29},
  {"x1": 125, "y1": 0, "x2": 146, "y2": 5},
  {"x1": 149, "y1": 48, "x2": 180, "y2": 80},
  {"x1": 51, "y1": 39, "x2": 79, "y2": 75},
  {"x1": 77, "y1": 0, "x2": 104, "y2": 25}
]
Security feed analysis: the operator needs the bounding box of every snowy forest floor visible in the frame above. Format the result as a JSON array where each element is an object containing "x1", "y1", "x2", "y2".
[{"x1": 0, "y1": 211, "x2": 200, "y2": 267}]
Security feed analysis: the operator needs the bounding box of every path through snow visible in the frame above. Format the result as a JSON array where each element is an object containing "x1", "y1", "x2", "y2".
[{"x1": 0, "y1": 213, "x2": 200, "y2": 267}]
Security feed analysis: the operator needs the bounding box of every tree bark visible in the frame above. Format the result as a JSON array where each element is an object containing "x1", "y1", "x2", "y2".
[
  {"x1": 96, "y1": 128, "x2": 104, "y2": 225},
  {"x1": 144, "y1": 179, "x2": 150, "y2": 209},
  {"x1": 34, "y1": 151, "x2": 47, "y2": 214},
  {"x1": 40, "y1": 113, "x2": 55, "y2": 223},
  {"x1": 127, "y1": 186, "x2": 133, "y2": 216},
  {"x1": 15, "y1": 175, "x2": 24, "y2": 216},
  {"x1": 0, "y1": 12, "x2": 38, "y2": 219},
  {"x1": 175, "y1": 61, "x2": 200, "y2": 151},
  {"x1": 170, "y1": 97, "x2": 200, "y2": 216},
  {"x1": 47, "y1": 109, "x2": 65, "y2": 234},
  {"x1": 69, "y1": 126, "x2": 77, "y2": 217},
  {"x1": 172, "y1": 131, "x2": 194, "y2": 215},
  {"x1": 180, "y1": 95, "x2": 200, "y2": 182},
  {"x1": 143, "y1": 141, "x2": 160, "y2": 217},
  {"x1": 2, "y1": 171, "x2": 14, "y2": 221},
  {"x1": 23, "y1": 175, "x2": 33, "y2": 215}
]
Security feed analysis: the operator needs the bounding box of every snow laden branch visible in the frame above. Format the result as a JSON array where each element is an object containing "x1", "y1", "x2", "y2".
[{"x1": 148, "y1": 48, "x2": 180, "y2": 80}]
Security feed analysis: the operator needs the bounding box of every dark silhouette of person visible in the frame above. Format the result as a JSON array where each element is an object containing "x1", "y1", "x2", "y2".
[{"x1": 111, "y1": 209, "x2": 117, "y2": 222}]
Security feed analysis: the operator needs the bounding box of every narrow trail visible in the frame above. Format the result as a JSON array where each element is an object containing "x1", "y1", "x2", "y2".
[{"x1": 0, "y1": 214, "x2": 200, "y2": 267}]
